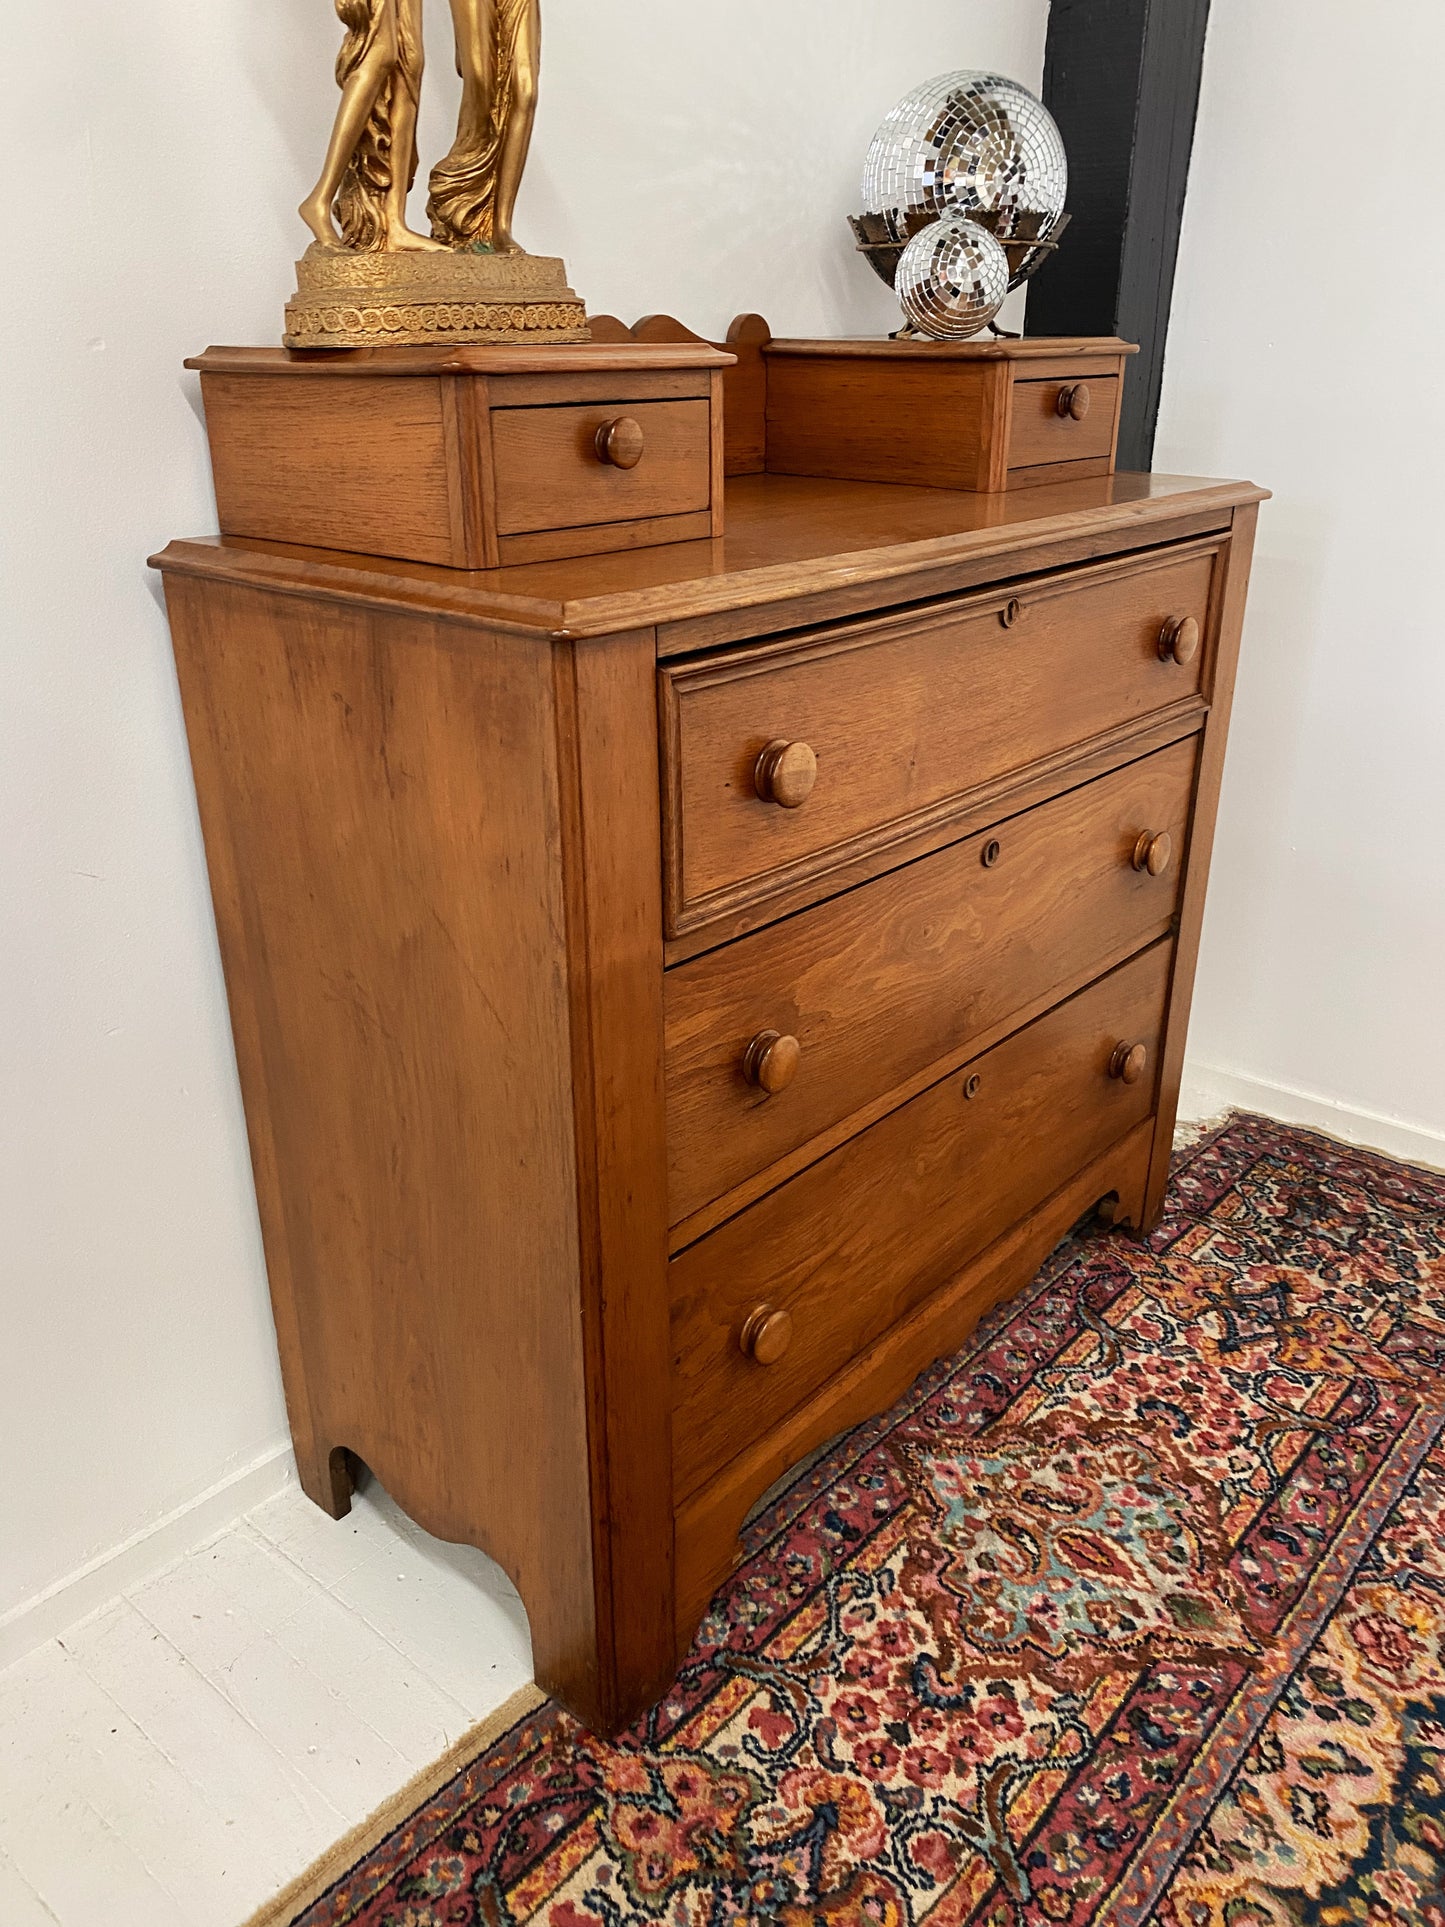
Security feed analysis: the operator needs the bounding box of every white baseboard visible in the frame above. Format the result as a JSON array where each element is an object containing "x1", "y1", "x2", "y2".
[
  {"x1": 1179, "y1": 1062, "x2": 1445, "y2": 1175},
  {"x1": 0, "y1": 1443, "x2": 295, "y2": 1674}
]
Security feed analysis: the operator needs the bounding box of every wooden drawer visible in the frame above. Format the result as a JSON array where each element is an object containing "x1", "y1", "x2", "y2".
[
  {"x1": 1009, "y1": 375, "x2": 1120, "y2": 475},
  {"x1": 491, "y1": 399, "x2": 713, "y2": 537},
  {"x1": 665, "y1": 735, "x2": 1197, "y2": 1234},
  {"x1": 188, "y1": 342, "x2": 728, "y2": 572},
  {"x1": 669, "y1": 939, "x2": 1173, "y2": 1500},
  {"x1": 759, "y1": 334, "x2": 1134, "y2": 492},
  {"x1": 660, "y1": 542, "x2": 1218, "y2": 936}
]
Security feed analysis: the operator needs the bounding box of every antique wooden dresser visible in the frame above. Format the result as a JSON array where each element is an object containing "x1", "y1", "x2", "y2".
[{"x1": 154, "y1": 332, "x2": 1263, "y2": 1736}]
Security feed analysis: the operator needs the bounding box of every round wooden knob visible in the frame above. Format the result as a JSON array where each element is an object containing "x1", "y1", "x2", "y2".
[
  {"x1": 754, "y1": 740, "x2": 818, "y2": 809},
  {"x1": 1110, "y1": 1042, "x2": 1150, "y2": 1086},
  {"x1": 1132, "y1": 830, "x2": 1175, "y2": 877},
  {"x1": 1158, "y1": 615, "x2": 1201, "y2": 665},
  {"x1": 743, "y1": 1029, "x2": 801, "y2": 1096},
  {"x1": 595, "y1": 417, "x2": 645, "y2": 469},
  {"x1": 740, "y1": 1304, "x2": 794, "y2": 1366},
  {"x1": 1057, "y1": 382, "x2": 1092, "y2": 421}
]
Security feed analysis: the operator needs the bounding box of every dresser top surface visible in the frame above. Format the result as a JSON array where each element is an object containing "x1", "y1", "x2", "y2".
[{"x1": 153, "y1": 470, "x2": 1267, "y2": 642}]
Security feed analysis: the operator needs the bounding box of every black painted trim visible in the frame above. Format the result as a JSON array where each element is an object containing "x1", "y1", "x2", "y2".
[{"x1": 1027, "y1": 0, "x2": 1212, "y2": 471}]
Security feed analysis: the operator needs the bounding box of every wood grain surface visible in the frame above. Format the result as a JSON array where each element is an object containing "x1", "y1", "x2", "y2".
[
  {"x1": 669, "y1": 941, "x2": 1173, "y2": 1503},
  {"x1": 194, "y1": 345, "x2": 727, "y2": 574},
  {"x1": 765, "y1": 356, "x2": 997, "y2": 491},
  {"x1": 491, "y1": 400, "x2": 711, "y2": 535},
  {"x1": 671, "y1": 1118, "x2": 1156, "y2": 1642},
  {"x1": 163, "y1": 576, "x2": 608, "y2": 1715},
  {"x1": 660, "y1": 540, "x2": 1220, "y2": 931},
  {"x1": 665, "y1": 736, "x2": 1198, "y2": 1229},
  {"x1": 155, "y1": 470, "x2": 1265, "y2": 641},
  {"x1": 201, "y1": 373, "x2": 460, "y2": 566},
  {"x1": 1142, "y1": 502, "x2": 1262, "y2": 1228},
  {"x1": 1009, "y1": 375, "x2": 1121, "y2": 469}
]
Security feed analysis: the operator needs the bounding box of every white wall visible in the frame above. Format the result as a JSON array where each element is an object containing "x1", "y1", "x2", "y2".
[
  {"x1": 1159, "y1": 0, "x2": 1445, "y2": 1165},
  {"x1": 1, "y1": 3, "x2": 1049, "y2": 1644}
]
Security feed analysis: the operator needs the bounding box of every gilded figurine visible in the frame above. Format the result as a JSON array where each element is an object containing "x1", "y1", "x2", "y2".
[
  {"x1": 429, "y1": 0, "x2": 541, "y2": 253},
  {"x1": 300, "y1": 0, "x2": 440, "y2": 252},
  {"x1": 283, "y1": 0, "x2": 587, "y2": 349}
]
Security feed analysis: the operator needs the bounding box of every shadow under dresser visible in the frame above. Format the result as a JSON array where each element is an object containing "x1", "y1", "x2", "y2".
[{"x1": 153, "y1": 462, "x2": 1265, "y2": 1736}]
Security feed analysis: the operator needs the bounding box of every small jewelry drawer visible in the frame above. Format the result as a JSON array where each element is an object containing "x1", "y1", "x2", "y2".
[
  {"x1": 1008, "y1": 373, "x2": 1121, "y2": 475},
  {"x1": 189, "y1": 342, "x2": 728, "y2": 572},
  {"x1": 761, "y1": 333, "x2": 1134, "y2": 492},
  {"x1": 491, "y1": 398, "x2": 713, "y2": 542}
]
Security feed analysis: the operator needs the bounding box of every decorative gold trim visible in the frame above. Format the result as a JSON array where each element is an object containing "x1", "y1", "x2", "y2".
[
  {"x1": 284, "y1": 242, "x2": 589, "y2": 350},
  {"x1": 284, "y1": 298, "x2": 590, "y2": 349}
]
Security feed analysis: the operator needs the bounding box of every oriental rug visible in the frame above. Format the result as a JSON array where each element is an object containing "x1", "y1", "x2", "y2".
[{"x1": 262, "y1": 1113, "x2": 1445, "y2": 1927}]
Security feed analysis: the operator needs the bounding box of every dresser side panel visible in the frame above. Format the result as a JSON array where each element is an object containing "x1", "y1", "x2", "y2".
[
  {"x1": 163, "y1": 573, "x2": 601, "y2": 1706},
  {"x1": 199, "y1": 373, "x2": 461, "y2": 566},
  {"x1": 1143, "y1": 501, "x2": 1261, "y2": 1225},
  {"x1": 552, "y1": 632, "x2": 677, "y2": 1728}
]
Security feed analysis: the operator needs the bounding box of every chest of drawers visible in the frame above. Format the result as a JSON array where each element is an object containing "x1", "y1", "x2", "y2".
[{"x1": 154, "y1": 463, "x2": 1263, "y2": 1736}]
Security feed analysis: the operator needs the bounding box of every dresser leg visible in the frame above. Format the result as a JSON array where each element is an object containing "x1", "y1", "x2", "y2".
[
  {"x1": 1095, "y1": 1139, "x2": 1153, "y2": 1234},
  {"x1": 296, "y1": 1442, "x2": 355, "y2": 1521}
]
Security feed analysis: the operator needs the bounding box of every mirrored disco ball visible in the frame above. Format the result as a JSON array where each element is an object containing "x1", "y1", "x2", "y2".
[
  {"x1": 861, "y1": 70, "x2": 1068, "y2": 289},
  {"x1": 896, "y1": 212, "x2": 1009, "y2": 341}
]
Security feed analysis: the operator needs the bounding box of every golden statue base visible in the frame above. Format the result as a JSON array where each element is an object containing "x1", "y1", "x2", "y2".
[{"x1": 283, "y1": 245, "x2": 591, "y2": 351}]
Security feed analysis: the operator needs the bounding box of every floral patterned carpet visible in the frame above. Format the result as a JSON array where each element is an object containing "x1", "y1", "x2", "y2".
[{"x1": 293, "y1": 1115, "x2": 1445, "y2": 1926}]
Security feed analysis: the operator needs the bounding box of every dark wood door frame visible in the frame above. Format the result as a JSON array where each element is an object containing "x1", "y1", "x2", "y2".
[{"x1": 1027, "y1": 0, "x2": 1212, "y2": 472}]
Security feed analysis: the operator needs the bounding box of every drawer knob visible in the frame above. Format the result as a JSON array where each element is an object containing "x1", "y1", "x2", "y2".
[
  {"x1": 1057, "y1": 382, "x2": 1093, "y2": 421},
  {"x1": 1158, "y1": 614, "x2": 1201, "y2": 665},
  {"x1": 595, "y1": 416, "x2": 645, "y2": 469},
  {"x1": 743, "y1": 1029, "x2": 801, "y2": 1096},
  {"x1": 1132, "y1": 830, "x2": 1175, "y2": 877},
  {"x1": 740, "y1": 1304, "x2": 794, "y2": 1366},
  {"x1": 1110, "y1": 1041, "x2": 1150, "y2": 1086},
  {"x1": 755, "y1": 739, "x2": 818, "y2": 809}
]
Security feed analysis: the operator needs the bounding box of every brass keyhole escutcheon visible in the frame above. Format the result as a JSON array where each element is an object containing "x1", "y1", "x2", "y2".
[
  {"x1": 964, "y1": 1073, "x2": 983, "y2": 1101},
  {"x1": 999, "y1": 597, "x2": 1024, "y2": 629},
  {"x1": 981, "y1": 838, "x2": 1002, "y2": 869}
]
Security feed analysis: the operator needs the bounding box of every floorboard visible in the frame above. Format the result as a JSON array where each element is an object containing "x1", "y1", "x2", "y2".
[{"x1": 0, "y1": 1475, "x2": 533, "y2": 1927}]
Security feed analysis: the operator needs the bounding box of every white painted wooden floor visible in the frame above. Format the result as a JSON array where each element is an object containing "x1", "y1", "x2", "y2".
[{"x1": 0, "y1": 1474, "x2": 532, "y2": 1927}]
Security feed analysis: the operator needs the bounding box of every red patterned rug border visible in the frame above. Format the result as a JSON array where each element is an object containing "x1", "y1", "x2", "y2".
[{"x1": 1097, "y1": 1388, "x2": 1445, "y2": 1925}]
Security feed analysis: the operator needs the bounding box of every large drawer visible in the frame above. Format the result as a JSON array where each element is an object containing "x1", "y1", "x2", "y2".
[
  {"x1": 669, "y1": 940, "x2": 1172, "y2": 1501},
  {"x1": 660, "y1": 542, "x2": 1218, "y2": 936},
  {"x1": 666, "y1": 736, "x2": 1197, "y2": 1232}
]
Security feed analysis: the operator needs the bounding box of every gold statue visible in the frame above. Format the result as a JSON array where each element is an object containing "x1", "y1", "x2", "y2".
[
  {"x1": 429, "y1": 0, "x2": 541, "y2": 254},
  {"x1": 299, "y1": 0, "x2": 440, "y2": 252},
  {"x1": 284, "y1": 0, "x2": 587, "y2": 350}
]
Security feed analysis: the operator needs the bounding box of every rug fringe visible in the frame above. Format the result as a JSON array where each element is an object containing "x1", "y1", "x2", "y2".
[{"x1": 239, "y1": 1682, "x2": 548, "y2": 1927}]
